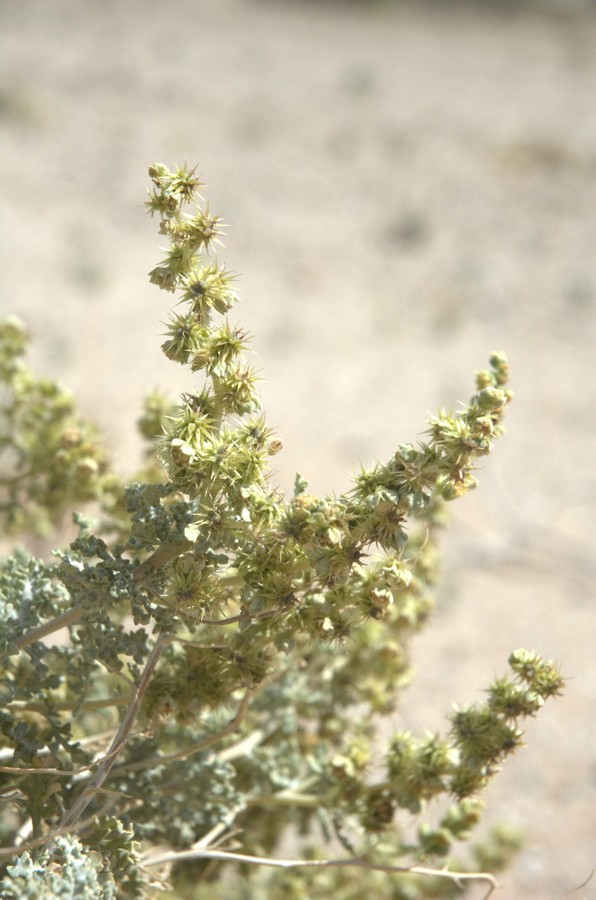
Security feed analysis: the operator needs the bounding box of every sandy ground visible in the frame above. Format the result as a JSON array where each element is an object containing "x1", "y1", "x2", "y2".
[{"x1": 1, "y1": 1, "x2": 595, "y2": 897}]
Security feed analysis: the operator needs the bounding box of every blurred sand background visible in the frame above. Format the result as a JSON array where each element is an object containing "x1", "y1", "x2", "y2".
[{"x1": 1, "y1": 0, "x2": 595, "y2": 896}]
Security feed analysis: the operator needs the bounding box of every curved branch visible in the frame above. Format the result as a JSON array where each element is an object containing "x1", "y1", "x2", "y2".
[
  {"x1": 6, "y1": 696, "x2": 130, "y2": 715},
  {"x1": 58, "y1": 633, "x2": 166, "y2": 831},
  {"x1": 143, "y1": 847, "x2": 500, "y2": 898},
  {"x1": 111, "y1": 687, "x2": 253, "y2": 778}
]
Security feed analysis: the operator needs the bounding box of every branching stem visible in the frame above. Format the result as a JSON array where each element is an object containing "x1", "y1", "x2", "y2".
[
  {"x1": 58, "y1": 633, "x2": 166, "y2": 832},
  {"x1": 143, "y1": 847, "x2": 500, "y2": 899},
  {"x1": 111, "y1": 686, "x2": 253, "y2": 778},
  {"x1": 5, "y1": 696, "x2": 130, "y2": 715}
]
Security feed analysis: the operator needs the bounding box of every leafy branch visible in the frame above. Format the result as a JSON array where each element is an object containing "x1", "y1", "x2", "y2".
[{"x1": 0, "y1": 163, "x2": 564, "y2": 899}]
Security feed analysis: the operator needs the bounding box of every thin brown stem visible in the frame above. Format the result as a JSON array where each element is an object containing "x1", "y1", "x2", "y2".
[
  {"x1": 6, "y1": 696, "x2": 130, "y2": 716},
  {"x1": 58, "y1": 633, "x2": 166, "y2": 832},
  {"x1": 142, "y1": 848, "x2": 500, "y2": 898},
  {"x1": 112, "y1": 687, "x2": 253, "y2": 778},
  {"x1": 13, "y1": 605, "x2": 87, "y2": 652}
]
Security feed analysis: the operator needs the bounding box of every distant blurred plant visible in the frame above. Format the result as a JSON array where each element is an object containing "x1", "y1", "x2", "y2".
[{"x1": 0, "y1": 164, "x2": 563, "y2": 899}]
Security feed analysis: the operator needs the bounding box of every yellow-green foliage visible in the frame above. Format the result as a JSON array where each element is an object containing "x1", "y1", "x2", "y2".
[{"x1": 0, "y1": 164, "x2": 562, "y2": 898}]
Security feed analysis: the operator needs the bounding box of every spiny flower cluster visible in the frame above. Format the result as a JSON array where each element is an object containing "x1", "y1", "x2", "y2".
[{"x1": 138, "y1": 165, "x2": 514, "y2": 681}]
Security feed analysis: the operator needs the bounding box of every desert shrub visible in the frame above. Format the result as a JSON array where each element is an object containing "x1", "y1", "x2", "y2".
[{"x1": 0, "y1": 163, "x2": 562, "y2": 898}]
